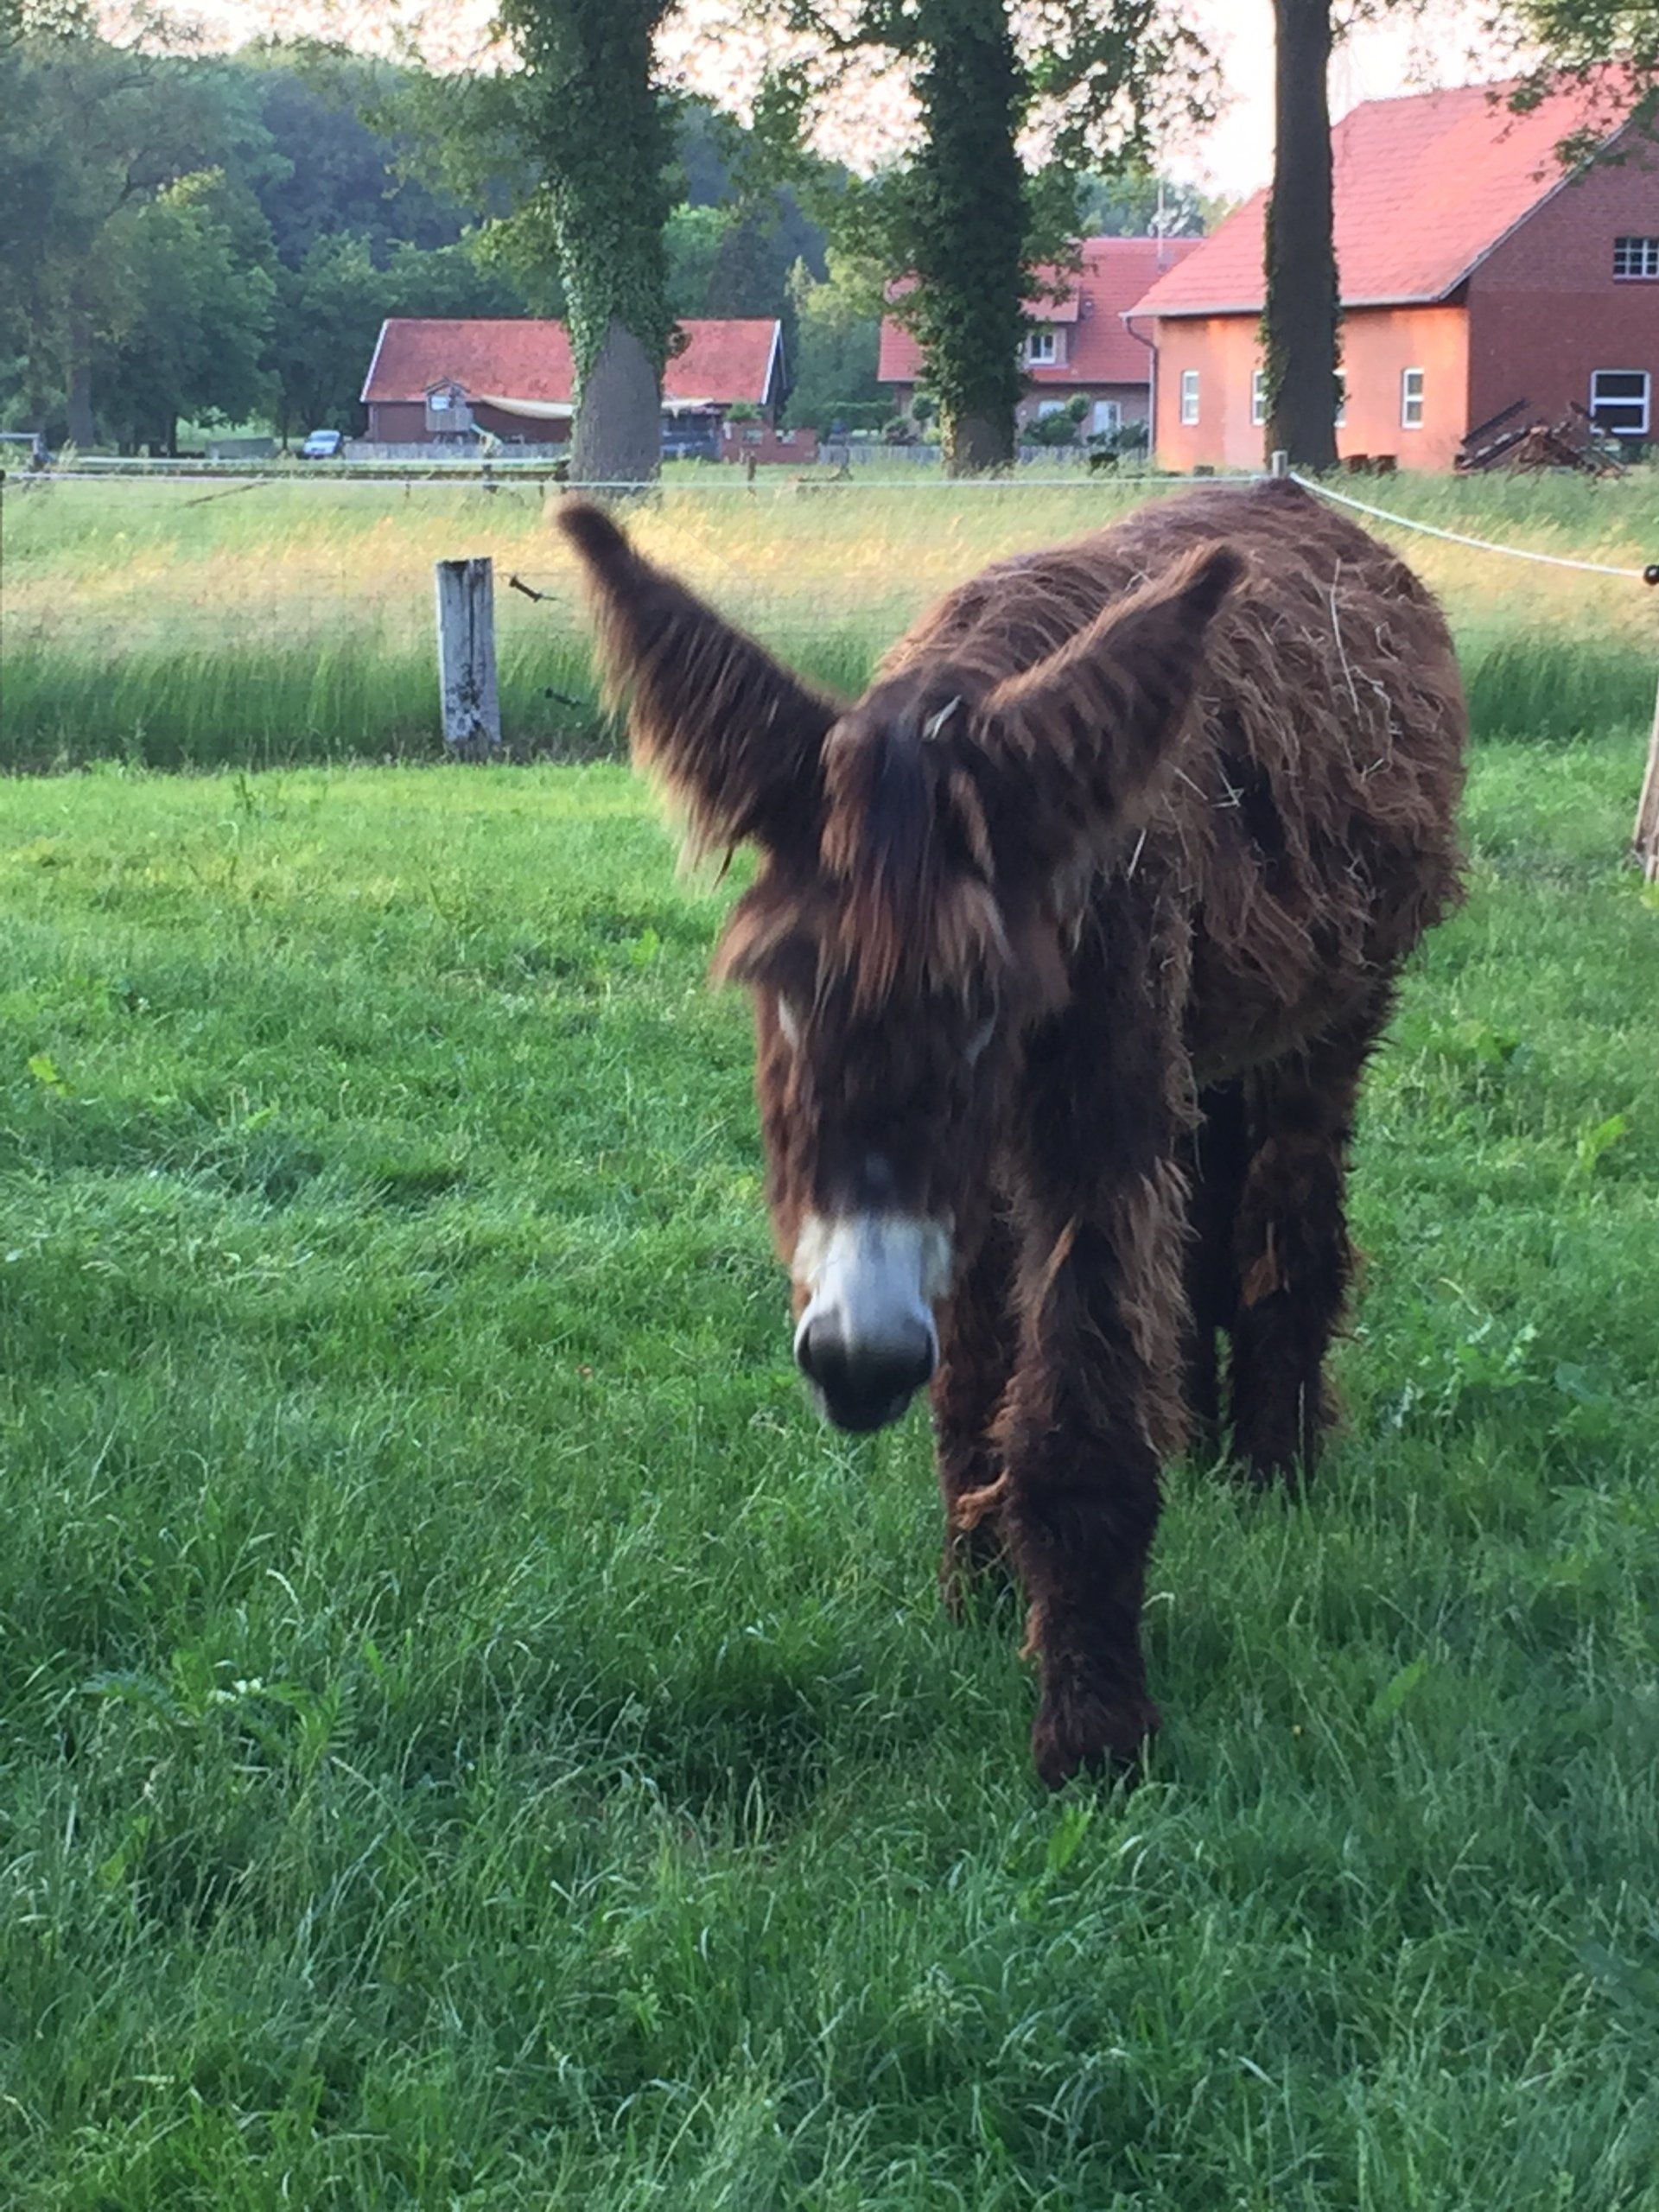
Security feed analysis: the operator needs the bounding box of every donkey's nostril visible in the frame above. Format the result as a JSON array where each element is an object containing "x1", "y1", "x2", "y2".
[{"x1": 796, "y1": 1314, "x2": 936, "y2": 1433}]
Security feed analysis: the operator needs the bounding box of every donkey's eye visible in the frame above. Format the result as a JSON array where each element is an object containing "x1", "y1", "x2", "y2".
[{"x1": 777, "y1": 995, "x2": 804, "y2": 1051}]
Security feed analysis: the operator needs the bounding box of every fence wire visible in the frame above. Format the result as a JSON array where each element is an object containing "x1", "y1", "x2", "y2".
[{"x1": 3, "y1": 461, "x2": 1656, "y2": 771}]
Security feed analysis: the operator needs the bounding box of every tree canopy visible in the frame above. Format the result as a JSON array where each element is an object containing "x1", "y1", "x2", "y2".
[{"x1": 757, "y1": 0, "x2": 1213, "y2": 470}]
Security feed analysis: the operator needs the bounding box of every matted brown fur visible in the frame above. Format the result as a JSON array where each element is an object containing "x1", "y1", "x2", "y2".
[{"x1": 559, "y1": 481, "x2": 1465, "y2": 1787}]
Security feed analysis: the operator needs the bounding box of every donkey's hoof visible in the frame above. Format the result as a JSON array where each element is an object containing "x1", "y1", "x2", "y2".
[{"x1": 1032, "y1": 1685, "x2": 1160, "y2": 1789}]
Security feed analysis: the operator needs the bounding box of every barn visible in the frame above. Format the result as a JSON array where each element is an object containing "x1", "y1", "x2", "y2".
[
  {"x1": 1129, "y1": 80, "x2": 1659, "y2": 472},
  {"x1": 358, "y1": 317, "x2": 794, "y2": 458},
  {"x1": 878, "y1": 236, "x2": 1203, "y2": 443}
]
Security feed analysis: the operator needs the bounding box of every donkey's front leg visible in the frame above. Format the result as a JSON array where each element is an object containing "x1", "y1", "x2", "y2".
[{"x1": 997, "y1": 1217, "x2": 1173, "y2": 1787}]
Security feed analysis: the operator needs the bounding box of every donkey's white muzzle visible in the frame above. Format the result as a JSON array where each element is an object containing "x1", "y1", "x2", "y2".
[{"x1": 792, "y1": 1213, "x2": 950, "y2": 1433}]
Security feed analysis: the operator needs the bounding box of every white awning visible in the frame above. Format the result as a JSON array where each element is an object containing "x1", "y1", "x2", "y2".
[
  {"x1": 472, "y1": 395, "x2": 575, "y2": 421},
  {"x1": 470, "y1": 393, "x2": 724, "y2": 420}
]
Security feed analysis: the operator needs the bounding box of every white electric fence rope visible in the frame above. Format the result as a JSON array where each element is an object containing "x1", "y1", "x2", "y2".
[{"x1": 1288, "y1": 470, "x2": 1654, "y2": 583}]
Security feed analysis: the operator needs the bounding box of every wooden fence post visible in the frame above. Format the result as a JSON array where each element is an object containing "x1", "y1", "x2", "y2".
[{"x1": 435, "y1": 556, "x2": 501, "y2": 760}]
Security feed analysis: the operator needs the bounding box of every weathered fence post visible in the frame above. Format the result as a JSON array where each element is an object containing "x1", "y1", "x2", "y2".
[{"x1": 435, "y1": 556, "x2": 501, "y2": 760}]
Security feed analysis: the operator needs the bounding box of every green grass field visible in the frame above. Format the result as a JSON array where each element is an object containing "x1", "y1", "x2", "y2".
[
  {"x1": 2, "y1": 716, "x2": 1657, "y2": 2202},
  {"x1": 7, "y1": 467, "x2": 1659, "y2": 765}
]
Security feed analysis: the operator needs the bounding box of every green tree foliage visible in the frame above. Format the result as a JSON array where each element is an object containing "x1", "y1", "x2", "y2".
[
  {"x1": 0, "y1": 15, "x2": 542, "y2": 447},
  {"x1": 235, "y1": 42, "x2": 482, "y2": 269},
  {"x1": 1073, "y1": 165, "x2": 1224, "y2": 238},
  {"x1": 0, "y1": 5, "x2": 244, "y2": 442},
  {"x1": 785, "y1": 250, "x2": 883, "y2": 430},
  {"x1": 772, "y1": 0, "x2": 1211, "y2": 474},
  {"x1": 1024, "y1": 391, "x2": 1090, "y2": 446},
  {"x1": 95, "y1": 168, "x2": 275, "y2": 453},
  {"x1": 1492, "y1": 2, "x2": 1659, "y2": 153}
]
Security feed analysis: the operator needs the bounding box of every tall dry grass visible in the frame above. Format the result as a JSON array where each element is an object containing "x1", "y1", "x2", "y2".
[{"x1": 4, "y1": 467, "x2": 1658, "y2": 765}]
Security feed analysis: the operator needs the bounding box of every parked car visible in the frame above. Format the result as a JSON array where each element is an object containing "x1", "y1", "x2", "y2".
[{"x1": 300, "y1": 429, "x2": 344, "y2": 460}]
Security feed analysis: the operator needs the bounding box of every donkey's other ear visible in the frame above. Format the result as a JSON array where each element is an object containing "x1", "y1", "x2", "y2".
[
  {"x1": 559, "y1": 501, "x2": 839, "y2": 861},
  {"x1": 979, "y1": 542, "x2": 1243, "y2": 859}
]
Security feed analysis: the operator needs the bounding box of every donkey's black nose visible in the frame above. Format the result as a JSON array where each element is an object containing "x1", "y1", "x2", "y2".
[{"x1": 796, "y1": 1316, "x2": 936, "y2": 1433}]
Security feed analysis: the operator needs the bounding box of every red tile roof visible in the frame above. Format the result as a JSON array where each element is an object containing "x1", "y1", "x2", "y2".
[
  {"x1": 876, "y1": 236, "x2": 1205, "y2": 389},
  {"x1": 1133, "y1": 78, "x2": 1626, "y2": 319},
  {"x1": 361, "y1": 318, "x2": 782, "y2": 406}
]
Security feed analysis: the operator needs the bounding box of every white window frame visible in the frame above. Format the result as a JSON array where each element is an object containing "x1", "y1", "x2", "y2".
[
  {"x1": 1026, "y1": 328, "x2": 1058, "y2": 365},
  {"x1": 1090, "y1": 398, "x2": 1122, "y2": 436},
  {"x1": 1401, "y1": 366, "x2": 1426, "y2": 430},
  {"x1": 1589, "y1": 368, "x2": 1651, "y2": 436},
  {"x1": 1180, "y1": 368, "x2": 1200, "y2": 426},
  {"x1": 1250, "y1": 368, "x2": 1267, "y2": 428},
  {"x1": 1612, "y1": 235, "x2": 1659, "y2": 280}
]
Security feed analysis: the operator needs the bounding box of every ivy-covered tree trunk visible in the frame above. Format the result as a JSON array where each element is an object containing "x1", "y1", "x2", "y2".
[
  {"x1": 1263, "y1": 0, "x2": 1339, "y2": 470},
  {"x1": 908, "y1": 0, "x2": 1028, "y2": 475},
  {"x1": 499, "y1": 0, "x2": 676, "y2": 486}
]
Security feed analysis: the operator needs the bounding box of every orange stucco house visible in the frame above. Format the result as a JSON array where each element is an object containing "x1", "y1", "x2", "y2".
[{"x1": 1129, "y1": 80, "x2": 1659, "y2": 472}]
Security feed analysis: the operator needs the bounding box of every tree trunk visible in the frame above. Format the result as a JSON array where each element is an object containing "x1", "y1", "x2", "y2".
[
  {"x1": 914, "y1": 0, "x2": 1027, "y2": 479},
  {"x1": 501, "y1": 1, "x2": 674, "y2": 493},
  {"x1": 944, "y1": 409, "x2": 1014, "y2": 475},
  {"x1": 66, "y1": 323, "x2": 95, "y2": 451},
  {"x1": 569, "y1": 317, "x2": 662, "y2": 487},
  {"x1": 1264, "y1": 0, "x2": 1340, "y2": 471}
]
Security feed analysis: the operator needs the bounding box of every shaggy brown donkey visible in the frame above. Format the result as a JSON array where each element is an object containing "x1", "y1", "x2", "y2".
[{"x1": 560, "y1": 481, "x2": 1465, "y2": 1786}]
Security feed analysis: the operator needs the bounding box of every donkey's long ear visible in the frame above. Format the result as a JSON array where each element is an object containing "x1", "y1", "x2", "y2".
[
  {"x1": 977, "y1": 542, "x2": 1243, "y2": 861},
  {"x1": 559, "y1": 502, "x2": 839, "y2": 861}
]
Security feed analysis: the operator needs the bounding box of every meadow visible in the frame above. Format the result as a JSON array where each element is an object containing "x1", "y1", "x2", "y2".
[
  {"x1": 7, "y1": 463, "x2": 1659, "y2": 764},
  {"x1": 0, "y1": 470, "x2": 1657, "y2": 2206}
]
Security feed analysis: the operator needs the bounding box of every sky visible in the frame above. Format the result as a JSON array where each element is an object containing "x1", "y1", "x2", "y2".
[{"x1": 168, "y1": 0, "x2": 1501, "y2": 200}]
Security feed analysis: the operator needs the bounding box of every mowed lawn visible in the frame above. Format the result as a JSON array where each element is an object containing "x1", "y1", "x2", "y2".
[{"x1": 1, "y1": 742, "x2": 1657, "y2": 2209}]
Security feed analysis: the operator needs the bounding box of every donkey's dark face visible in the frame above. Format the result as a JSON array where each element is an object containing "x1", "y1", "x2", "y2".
[
  {"x1": 557, "y1": 501, "x2": 1239, "y2": 1432},
  {"x1": 717, "y1": 732, "x2": 1020, "y2": 1428}
]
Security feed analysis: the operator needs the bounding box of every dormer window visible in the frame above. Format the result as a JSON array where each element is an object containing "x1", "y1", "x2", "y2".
[
  {"x1": 425, "y1": 383, "x2": 474, "y2": 433},
  {"x1": 1613, "y1": 236, "x2": 1659, "y2": 280},
  {"x1": 1026, "y1": 329, "x2": 1058, "y2": 365}
]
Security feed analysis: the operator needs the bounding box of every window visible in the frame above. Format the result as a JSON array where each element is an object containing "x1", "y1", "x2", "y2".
[
  {"x1": 1180, "y1": 369, "x2": 1200, "y2": 426},
  {"x1": 1334, "y1": 370, "x2": 1347, "y2": 429},
  {"x1": 1613, "y1": 235, "x2": 1659, "y2": 280},
  {"x1": 1250, "y1": 368, "x2": 1267, "y2": 428},
  {"x1": 1590, "y1": 368, "x2": 1651, "y2": 436},
  {"x1": 1026, "y1": 329, "x2": 1058, "y2": 365},
  {"x1": 1401, "y1": 366, "x2": 1425, "y2": 429},
  {"x1": 429, "y1": 390, "x2": 451, "y2": 411},
  {"x1": 1090, "y1": 398, "x2": 1122, "y2": 437}
]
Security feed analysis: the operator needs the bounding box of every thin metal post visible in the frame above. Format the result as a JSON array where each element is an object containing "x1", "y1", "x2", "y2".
[{"x1": 1634, "y1": 669, "x2": 1659, "y2": 881}]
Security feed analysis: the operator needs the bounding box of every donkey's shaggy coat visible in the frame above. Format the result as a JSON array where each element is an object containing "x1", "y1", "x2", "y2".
[{"x1": 562, "y1": 482, "x2": 1465, "y2": 1784}]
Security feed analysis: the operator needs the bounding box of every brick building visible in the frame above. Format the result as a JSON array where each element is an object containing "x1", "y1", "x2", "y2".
[
  {"x1": 1130, "y1": 81, "x2": 1659, "y2": 471},
  {"x1": 359, "y1": 317, "x2": 790, "y2": 456},
  {"x1": 878, "y1": 237, "x2": 1204, "y2": 441}
]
